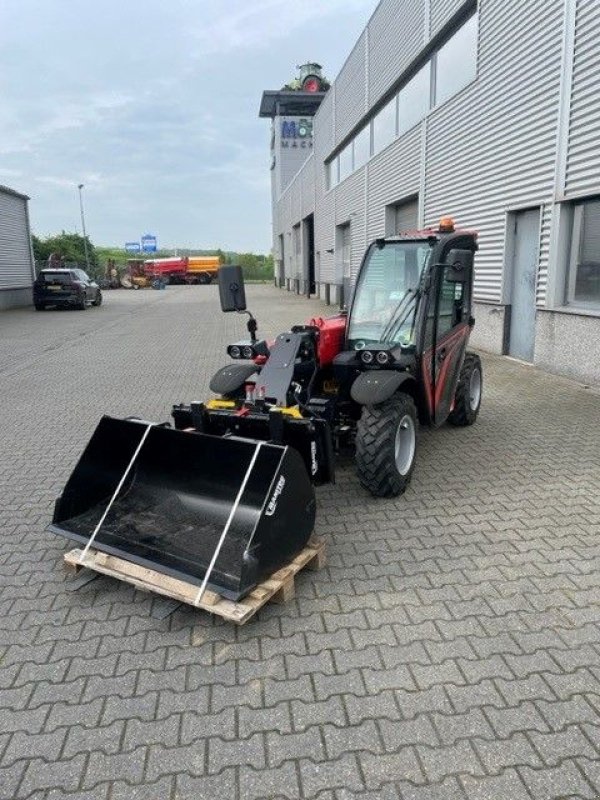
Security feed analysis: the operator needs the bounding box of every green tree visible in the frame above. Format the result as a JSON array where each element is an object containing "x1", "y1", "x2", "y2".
[{"x1": 32, "y1": 231, "x2": 99, "y2": 275}]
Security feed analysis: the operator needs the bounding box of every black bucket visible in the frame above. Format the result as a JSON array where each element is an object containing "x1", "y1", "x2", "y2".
[{"x1": 50, "y1": 416, "x2": 316, "y2": 600}]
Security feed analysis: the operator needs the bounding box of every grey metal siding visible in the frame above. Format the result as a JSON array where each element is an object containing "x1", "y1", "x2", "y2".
[
  {"x1": 0, "y1": 189, "x2": 33, "y2": 290},
  {"x1": 367, "y1": 126, "x2": 421, "y2": 240},
  {"x1": 315, "y1": 191, "x2": 335, "y2": 283},
  {"x1": 314, "y1": 90, "x2": 335, "y2": 157},
  {"x1": 564, "y1": 0, "x2": 600, "y2": 197},
  {"x1": 430, "y1": 0, "x2": 466, "y2": 37},
  {"x1": 313, "y1": 92, "x2": 336, "y2": 282},
  {"x1": 367, "y1": 0, "x2": 424, "y2": 108},
  {"x1": 301, "y1": 155, "x2": 316, "y2": 220},
  {"x1": 425, "y1": 0, "x2": 563, "y2": 303},
  {"x1": 334, "y1": 32, "x2": 367, "y2": 145},
  {"x1": 335, "y1": 168, "x2": 367, "y2": 279},
  {"x1": 537, "y1": 203, "x2": 553, "y2": 307}
]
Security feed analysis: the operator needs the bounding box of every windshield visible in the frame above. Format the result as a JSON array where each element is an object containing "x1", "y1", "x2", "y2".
[{"x1": 347, "y1": 241, "x2": 432, "y2": 348}]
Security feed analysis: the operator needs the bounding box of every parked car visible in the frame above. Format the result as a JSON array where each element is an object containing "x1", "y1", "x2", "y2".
[{"x1": 33, "y1": 269, "x2": 102, "y2": 310}]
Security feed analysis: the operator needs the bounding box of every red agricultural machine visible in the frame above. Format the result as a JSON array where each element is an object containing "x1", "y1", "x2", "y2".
[{"x1": 51, "y1": 219, "x2": 482, "y2": 602}]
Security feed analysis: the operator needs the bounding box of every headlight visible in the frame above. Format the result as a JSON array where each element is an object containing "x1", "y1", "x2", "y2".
[
  {"x1": 229, "y1": 345, "x2": 241, "y2": 358},
  {"x1": 376, "y1": 351, "x2": 390, "y2": 365},
  {"x1": 361, "y1": 351, "x2": 374, "y2": 364},
  {"x1": 242, "y1": 345, "x2": 254, "y2": 359}
]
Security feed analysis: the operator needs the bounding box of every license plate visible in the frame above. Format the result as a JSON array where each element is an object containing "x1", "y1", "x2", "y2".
[{"x1": 48, "y1": 285, "x2": 61, "y2": 291}]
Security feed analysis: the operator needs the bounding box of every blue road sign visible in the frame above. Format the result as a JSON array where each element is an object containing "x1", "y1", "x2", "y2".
[
  {"x1": 125, "y1": 241, "x2": 141, "y2": 253},
  {"x1": 141, "y1": 234, "x2": 157, "y2": 253}
]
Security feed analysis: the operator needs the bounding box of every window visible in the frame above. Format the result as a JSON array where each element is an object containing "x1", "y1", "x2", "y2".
[
  {"x1": 437, "y1": 267, "x2": 465, "y2": 338},
  {"x1": 326, "y1": 158, "x2": 338, "y2": 190},
  {"x1": 568, "y1": 199, "x2": 600, "y2": 308},
  {"x1": 372, "y1": 96, "x2": 397, "y2": 155},
  {"x1": 347, "y1": 241, "x2": 432, "y2": 347},
  {"x1": 398, "y1": 63, "x2": 430, "y2": 136},
  {"x1": 42, "y1": 271, "x2": 70, "y2": 284},
  {"x1": 354, "y1": 124, "x2": 371, "y2": 169},
  {"x1": 324, "y1": 14, "x2": 477, "y2": 187},
  {"x1": 338, "y1": 142, "x2": 354, "y2": 182},
  {"x1": 435, "y1": 13, "x2": 478, "y2": 106}
]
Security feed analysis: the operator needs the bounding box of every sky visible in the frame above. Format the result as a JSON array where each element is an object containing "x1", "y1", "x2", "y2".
[{"x1": 0, "y1": 0, "x2": 375, "y2": 253}]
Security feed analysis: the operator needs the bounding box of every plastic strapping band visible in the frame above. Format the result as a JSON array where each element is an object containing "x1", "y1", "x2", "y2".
[
  {"x1": 78, "y1": 423, "x2": 153, "y2": 564},
  {"x1": 194, "y1": 440, "x2": 264, "y2": 607}
]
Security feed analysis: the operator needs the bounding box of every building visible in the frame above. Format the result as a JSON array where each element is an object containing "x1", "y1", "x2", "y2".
[
  {"x1": 262, "y1": 0, "x2": 600, "y2": 384},
  {"x1": 0, "y1": 185, "x2": 36, "y2": 310}
]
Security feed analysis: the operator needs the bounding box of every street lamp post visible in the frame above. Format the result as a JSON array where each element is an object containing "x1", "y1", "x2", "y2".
[{"x1": 77, "y1": 183, "x2": 91, "y2": 272}]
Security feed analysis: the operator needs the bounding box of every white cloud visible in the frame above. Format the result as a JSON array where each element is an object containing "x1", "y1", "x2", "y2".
[
  {"x1": 35, "y1": 172, "x2": 107, "y2": 190},
  {"x1": 191, "y1": 0, "x2": 374, "y2": 56}
]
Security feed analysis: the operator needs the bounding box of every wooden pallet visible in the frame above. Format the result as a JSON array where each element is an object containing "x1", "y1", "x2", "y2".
[{"x1": 64, "y1": 537, "x2": 326, "y2": 625}]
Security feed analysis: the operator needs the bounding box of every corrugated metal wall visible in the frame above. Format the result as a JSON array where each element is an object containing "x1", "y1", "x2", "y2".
[
  {"x1": 564, "y1": 0, "x2": 600, "y2": 197},
  {"x1": 367, "y1": 0, "x2": 425, "y2": 108},
  {"x1": 537, "y1": 203, "x2": 553, "y2": 307},
  {"x1": 334, "y1": 32, "x2": 368, "y2": 143},
  {"x1": 270, "y1": 0, "x2": 598, "y2": 324},
  {"x1": 430, "y1": 0, "x2": 465, "y2": 37},
  {"x1": 335, "y1": 168, "x2": 367, "y2": 279},
  {"x1": 313, "y1": 92, "x2": 335, "y2": 283},
  {"x1": 425, "y1": 0, "x2": 563, "y2": 303},
  {"x1": 301, "y1": 155, "x2": 316, "y2": 220},
  {"x1": 366, "y1": 127, "x2": 421, "y2": 242},
  {"x1": 0, "y1": 189, "x2": 33, "y2": 290}
]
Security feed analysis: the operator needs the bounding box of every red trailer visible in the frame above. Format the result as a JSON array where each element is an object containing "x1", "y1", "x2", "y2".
[{"x1": 143, "y1": 257, "x2": 188, "y2": 284}]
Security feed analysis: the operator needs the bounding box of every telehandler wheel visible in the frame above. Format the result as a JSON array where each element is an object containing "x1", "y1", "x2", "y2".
[
  {"x1": 448, "y1": 352, "x2": 482, "y2": 426},
  {"x1": 355, "y1": 392, "x2": 418, "y2": 498}
]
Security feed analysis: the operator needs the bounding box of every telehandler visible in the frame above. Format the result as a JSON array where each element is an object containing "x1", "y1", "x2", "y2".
[{"x1": 51, "y1": 218, "x2": 482, "y2": 601}]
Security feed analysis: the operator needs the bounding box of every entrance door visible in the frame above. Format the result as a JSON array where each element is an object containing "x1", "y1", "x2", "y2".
[
  {"x1": 509, "y1": 208, "x2": 540, "y2": 361},
  {"x1": 431, "y1": 265, "x2": 471, "y2": 425},
  {"x1": 303, "y1": 214, "x2": 315, "y2": 295},
  {"x1": 336, "y1": 222, "x2": 351, "y2": 307},
  {"x1": 278, "y1": 235, "x2": 285, "y2": 287}
]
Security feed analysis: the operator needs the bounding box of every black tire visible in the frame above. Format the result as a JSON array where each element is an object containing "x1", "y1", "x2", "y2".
[
  {"x1": 447, "y1": 352, "x2": 482, "y2": 426},
  {"x1": 355, "y1": 393, "x2": 418, "y2": 498},
  {"x1": 78, "y1": 295, "x2": 87, "y2": 310},
  {"x1": 92, "y1": 291, "x2": 102, "y2": 307},
  {"x1": 34, "y1": 303, "x2": 45, "y2": 311}
]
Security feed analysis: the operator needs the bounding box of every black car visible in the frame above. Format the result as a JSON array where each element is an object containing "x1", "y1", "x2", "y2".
[{"x1": 33, "y1": 269, "x2": 102, "y2": 310}]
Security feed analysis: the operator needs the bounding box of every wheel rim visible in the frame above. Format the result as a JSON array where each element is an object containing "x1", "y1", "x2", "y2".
[
  {"x1": 394, "y1": 414, "x2": 416, "y2": 476},
  {"x1": 469, "y1": 367, "x2": 481, "y2": 411}
]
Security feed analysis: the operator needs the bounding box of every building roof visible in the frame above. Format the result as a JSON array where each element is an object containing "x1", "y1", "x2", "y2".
[
  {"x1": 259, "y1": 90, "x2": 326, "y2": 118},
  {"x1": 0, "y1": 184, "x2": 30, "y2": 201}
]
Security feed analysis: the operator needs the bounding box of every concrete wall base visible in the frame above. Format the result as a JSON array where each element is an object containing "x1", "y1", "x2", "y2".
[
  {"x1": 469, "y1": 303, "x2": 506, "y2": 355},
  {"x1": 535, "y1": 310, "x2": 600, "y2": 385},
  {"x1": 0, "y1": 287, "x2": 32, "y2": 310}
]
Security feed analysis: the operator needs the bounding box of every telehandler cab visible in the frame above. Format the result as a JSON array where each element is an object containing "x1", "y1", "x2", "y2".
[{"x1": 50, "y1": 218, "x2": 482, "y2": 601}]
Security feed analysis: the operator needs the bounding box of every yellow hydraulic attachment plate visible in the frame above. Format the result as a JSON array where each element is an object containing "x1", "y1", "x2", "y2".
[{"x1": 206, "y1": 399, "x2": 236, "y2": 410}]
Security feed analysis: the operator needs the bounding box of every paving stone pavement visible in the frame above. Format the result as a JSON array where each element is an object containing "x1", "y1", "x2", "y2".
[{"x1": 1, "y1": 284, "x2": 599, "y2": 799}]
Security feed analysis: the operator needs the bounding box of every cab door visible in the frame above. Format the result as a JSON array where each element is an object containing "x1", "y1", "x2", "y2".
[{"x1": 428, "y1": 254, "x2": 473, "y2": 426}]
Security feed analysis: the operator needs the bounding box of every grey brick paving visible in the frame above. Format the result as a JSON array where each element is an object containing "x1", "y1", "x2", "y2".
[{"x1": 1, "y1": 285, "x2": 600, "y2": 798}]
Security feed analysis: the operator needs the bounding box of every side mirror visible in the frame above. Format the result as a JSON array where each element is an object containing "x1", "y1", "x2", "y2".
[
  {"x1": 218, "y1": 265, "x2": 247, "y2": 312},
  {"x1": 444, "y1": 249, "x2": 473, "y2": 283}
]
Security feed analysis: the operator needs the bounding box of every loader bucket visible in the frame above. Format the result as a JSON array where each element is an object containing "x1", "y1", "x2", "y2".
[{"x1": 50, "y1": 416, "x2": 316, "y2": 600}]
